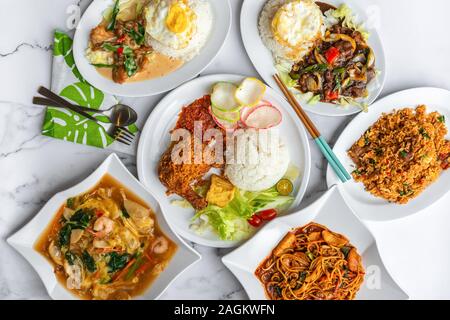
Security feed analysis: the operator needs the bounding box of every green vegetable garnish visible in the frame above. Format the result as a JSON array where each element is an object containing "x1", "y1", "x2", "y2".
[
  {"x1": 333, "y1": 67, "x2": 346, "y2": 75},
  {"x1": 399, "y1": 150, "x2": 408, "y2": 158},
  {"x1": 107, "y1": 252, "x2": 130, "y2": 274},
  {"x1": 306, "y1": 252, "x2": 315, "y2": 260},
  {"x1": 102, "y1": 43, "x2": 120, "y2": 52},
  {"x1": 307, "y1": 94, "x2": 321, "y2": 105},
  {"x1": 65, "y1": 251, "x2": 77, "y2": 265},
  {"x1": 275, "y1": 63, "x2": 297, "y2": 88},
  {"x1": 192, "y1": 188, "x2": 293, "y2": 241},
  {"x1": 301, "y1": 64, "x2": 328, "y2": 74},
  {"x1": 419, "y1": 128, "x2": 430, "y2": 139},
  {"x1": 341, "y1": 246, "x2": 351, "y2": 258},
  {"x1": 91, "y1": 63, "x2": 115, "y2": 68},
  {"x1": 375, "y1": 148, "x2": 383, "y2": 156},
  {"x1": 124, "y1": 54, "x2": 138, "y2": 77},
  {"x1": 438, "y1": 115, "x2": 445, "y2": 123},
  {"x1": 127, "y1": 23, "x2": 145, "y2": 46},
  {"x1": 121, "y1": 206, "x2": 130, "y2": 218},
  {"x1": 82, "y1": 251, "x2": 97, "y2": 273},
  {"x1": 299, "y1": 271, "x2": 308, "y2": 283},
  {"x1": 125, "y1": 253, "x2": 143, "y2": 280},
  {"x1": 59, "y1": 224, "x2": 72, "y2": 247},
  {"x1": 66, "y1": 197, "x2": 75, "y2": 209},
  {"x1": 107, "y1": 0, "x2": 120, "y2": 31},
  {"x1": 68, "y1": 209, "x2": 92, "y2": 230}
]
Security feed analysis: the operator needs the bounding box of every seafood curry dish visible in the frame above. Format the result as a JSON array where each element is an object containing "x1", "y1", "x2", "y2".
[
  {"x1": 35, "y1": 174, "x2": 177, "y2": 300},
  {"x1": 86, "y1": 0, "x2": 212, "y2": 83},
  {"x1": 259, "y1": 0, "x2": 378, "y2": 109}
]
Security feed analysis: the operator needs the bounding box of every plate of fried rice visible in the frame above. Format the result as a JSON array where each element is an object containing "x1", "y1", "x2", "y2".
[{"x1": 327, "y1": 87, "x2": 450, "y2": 221}]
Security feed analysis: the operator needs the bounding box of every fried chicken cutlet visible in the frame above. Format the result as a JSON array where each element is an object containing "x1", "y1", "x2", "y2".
[{"x1": 158, "y1": 95, "x2": 222, "y2": 209}]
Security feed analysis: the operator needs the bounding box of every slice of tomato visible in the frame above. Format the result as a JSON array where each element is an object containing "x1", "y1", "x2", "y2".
[
  {"x1": 257, "y1": 209, "x2": 278, "y2": 221},
  {"x1": 248, "y1": 215, "x2": 263, "y2": 228}
]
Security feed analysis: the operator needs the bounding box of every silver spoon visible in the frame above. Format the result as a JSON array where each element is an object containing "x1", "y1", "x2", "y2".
[{"x1": 33, "y1": 97, "x2": 138, "y2": 127}]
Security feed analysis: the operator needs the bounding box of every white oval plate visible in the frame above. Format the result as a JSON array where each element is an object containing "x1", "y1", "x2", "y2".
[
  {"x1": 240, "y1": 0, "x2": 386, "y2": 116},
  {"x1": 137, "y1": 74, "x2": 311, "y2": 248},
  {"x1": 222, "y1": 186, "x2": 409, "y2": 300},
  {"x1": 73, "y1": 0, "x2": 231, "y2": 97},
  {"x1": 327, "y1": 87, "x2": 450, "y2": 221},
  {"x1": 7, "y1": 154, "x2": 201, "y2": 300}
]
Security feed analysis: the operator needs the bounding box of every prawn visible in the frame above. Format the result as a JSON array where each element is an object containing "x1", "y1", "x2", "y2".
[
  {"x1": 93, "y1": 216, "x2": 115, "y2": 238},
  {"x1": 152, "y1": 236, "x2": 169, "y2": 254}
]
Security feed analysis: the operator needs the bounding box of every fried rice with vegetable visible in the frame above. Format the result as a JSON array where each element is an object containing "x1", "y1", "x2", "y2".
[{"x1": 348, "y1": 105, "x2": 450, "y2": 204}]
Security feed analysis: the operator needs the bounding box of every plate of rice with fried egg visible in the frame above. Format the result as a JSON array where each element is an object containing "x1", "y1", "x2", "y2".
[
  {"x1": 241, "y1": 0, "x2": 386, "y2": 116},
  {"x1": 73, "y1": 0, "x2": 231, "y2": 96}
]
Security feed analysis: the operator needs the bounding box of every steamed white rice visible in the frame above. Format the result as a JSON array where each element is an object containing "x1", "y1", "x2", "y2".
[{"x1": 225, "y1": 129, "x2": 290, "y2": 192}]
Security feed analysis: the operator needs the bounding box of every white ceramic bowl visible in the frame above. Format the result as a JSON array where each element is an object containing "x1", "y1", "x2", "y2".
[
  {"x1": 137, "y1": 74, "x2": 311, "y2": 248},
  {"x1": 240, "y1": 0, "x2": 386, "y2": 116},
  {"x1": 73, "y1": 0, "x2": 231, "y2": 97},
  {"x1": 222, "y1": 186, "x2": 408, "y2": 300},
  {"x1": 327, "y1": 87, "x2": 450, "y2": 221},
  {"x1": 7, "y1": 153, "x2": 201, "y2": 300}
]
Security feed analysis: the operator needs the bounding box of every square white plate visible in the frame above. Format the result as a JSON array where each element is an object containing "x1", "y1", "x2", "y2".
[
  {"x1": 7, "y1": 153, "x2": 201, "y2": 300},
  {"x1": 222, "y1": 186, "x2": 408, "y2": 300}
]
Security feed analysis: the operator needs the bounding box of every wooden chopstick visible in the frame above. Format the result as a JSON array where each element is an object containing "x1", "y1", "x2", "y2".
[
  {"x1": 273, "y1": 75, "x2": 320, "y2": 137},
  {"x1": 273, "y1": 74, "x2": 351, "y2": 182}
]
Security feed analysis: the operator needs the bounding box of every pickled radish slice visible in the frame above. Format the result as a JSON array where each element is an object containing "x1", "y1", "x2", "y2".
[{"x1": 243, "y1": 105, "x2": 282, "y2": 129}]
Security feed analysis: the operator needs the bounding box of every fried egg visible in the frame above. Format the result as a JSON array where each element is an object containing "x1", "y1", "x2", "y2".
[
  {"x1": 145, "y1": 0, "x2": 197, "y2": 50},
  {"x1": 259, "y1": 0, "x2": 324, "y2": 63},
  {"x1": 271, "y1": 0, "x2": 323, "y2": 49}
]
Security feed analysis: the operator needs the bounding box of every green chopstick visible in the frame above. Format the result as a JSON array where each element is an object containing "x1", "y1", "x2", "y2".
[
  {"x1": 314, "y1": 137, "x2": 349, "y2": 183},
  {"x1": 317, "y1": 136, "x2": 352, "y2": 181}
]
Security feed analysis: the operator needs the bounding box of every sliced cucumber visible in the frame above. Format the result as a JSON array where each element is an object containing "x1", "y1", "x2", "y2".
[
  {"x1": 211, "y1": 105, "x2": 240, "y2": 123},
  {"x1": 211, "y1": 82, "x2": 241, "y2": 112}
]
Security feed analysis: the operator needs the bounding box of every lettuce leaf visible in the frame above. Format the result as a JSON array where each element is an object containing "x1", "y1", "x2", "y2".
[
  {"x1": 325, "y1": 4, "x2": 370, "y2": 41},
  {"x1": 191, "y1": 188, "x2": 294, "y2": 241},
  {"x1": 275, "y1": 63, "x2": 297, "y2": 88}
]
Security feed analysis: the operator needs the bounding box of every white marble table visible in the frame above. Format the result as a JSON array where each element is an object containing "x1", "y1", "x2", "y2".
[{"x1": 1, "y1": 0, "x2": 450, "y2": 300}]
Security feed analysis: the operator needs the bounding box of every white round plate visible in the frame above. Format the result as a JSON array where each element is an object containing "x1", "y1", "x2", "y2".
[
  {"x1": 73, "y1": 0, "x2": 231, "y2": 97},
  {"x1": 240, "y1": 0, "x2": 386, "y2": 117},
  {"x1": 137, "y1": 74, "x2": 311, "y2": 248},
  {"x1": 327, "y1": 87, "x2": 450, "y2": 221}
]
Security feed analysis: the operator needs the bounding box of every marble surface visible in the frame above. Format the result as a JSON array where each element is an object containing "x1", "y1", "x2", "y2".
[{"x1": 0, "y1": 0, "x2": 450, "y2": 300}]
